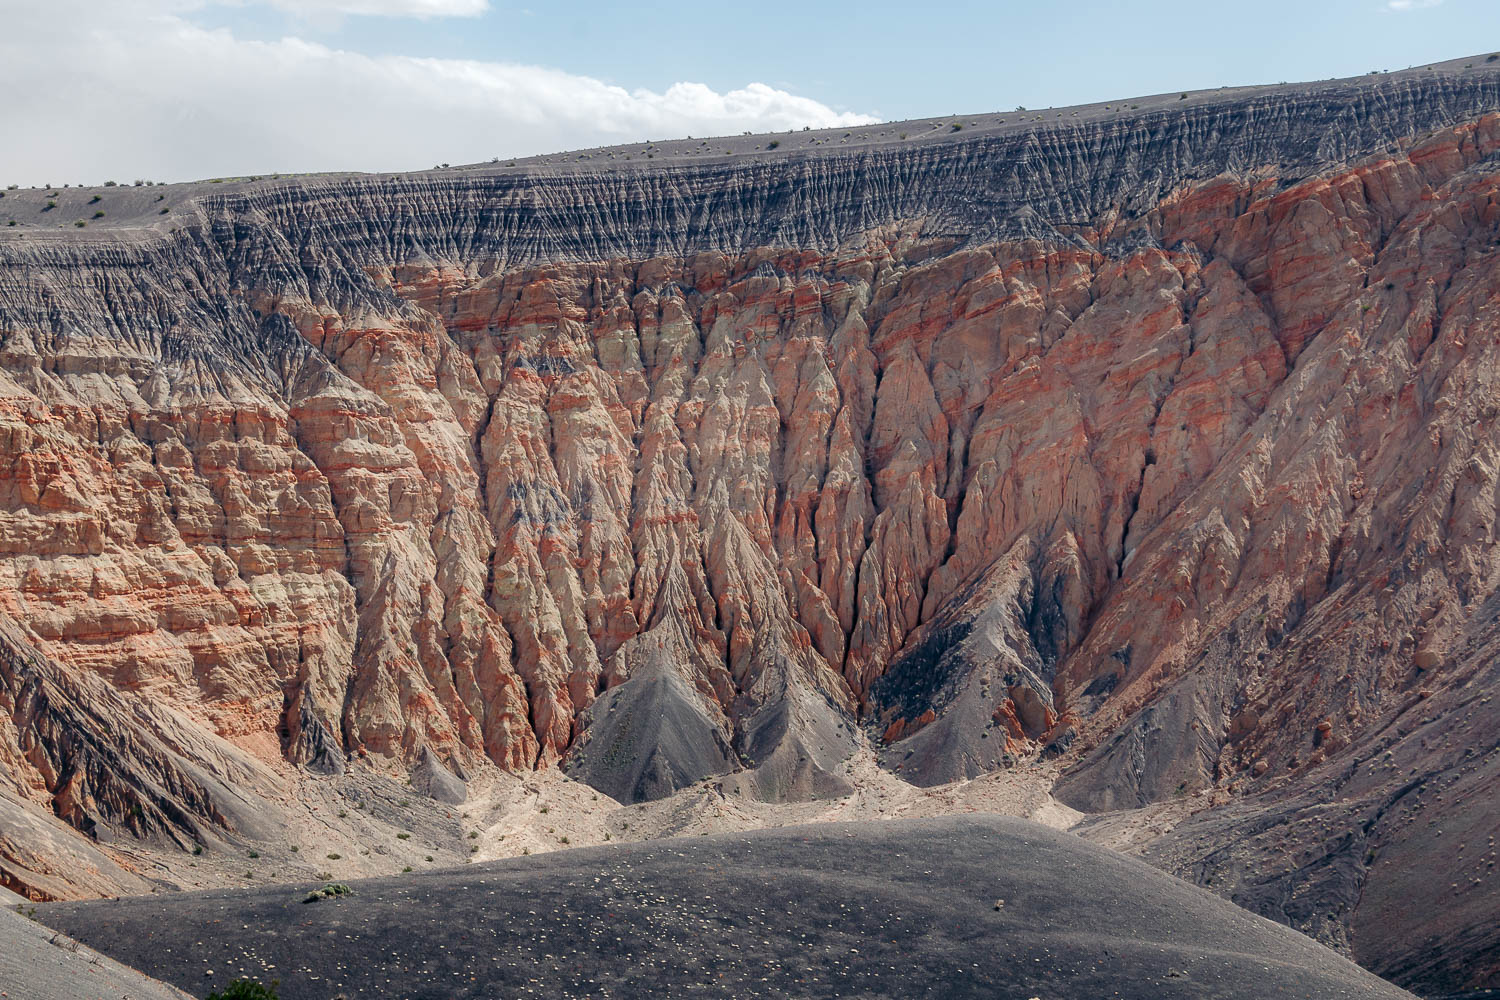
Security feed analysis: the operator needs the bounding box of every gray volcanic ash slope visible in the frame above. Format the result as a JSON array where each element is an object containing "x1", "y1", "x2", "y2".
[
  {"x1": 33, "y1": 817, "x2": 1416, "y2": 1000},
  {"x1": 1, "y1": 54, "x2": 1500, "y2": 995}
]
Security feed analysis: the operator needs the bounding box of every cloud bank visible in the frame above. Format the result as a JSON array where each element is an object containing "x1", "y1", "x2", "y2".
[{"x1": 0, "y1": 0, "x2": 876, "y2": 185}]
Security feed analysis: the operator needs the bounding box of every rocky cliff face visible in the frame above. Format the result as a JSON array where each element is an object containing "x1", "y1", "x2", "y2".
[{"x1": 2, "y1": 57, "x2": 1500, "y2": 994}]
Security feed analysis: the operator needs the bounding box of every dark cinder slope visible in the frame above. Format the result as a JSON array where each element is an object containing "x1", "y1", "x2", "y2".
[
  {"x1": 1, "y1": 887, "x2": 192, "y2": 1000},
  {"x1": 34, "y1": 817, "x2": 1414, "y2": 1000}
]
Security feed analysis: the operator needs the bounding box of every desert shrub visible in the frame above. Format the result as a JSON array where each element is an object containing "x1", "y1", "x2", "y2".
[
  {"x1": 396, "y1": 833, "x2": 410, "y2": 840},
  {"x1": 43, "y1": 201, "x2": 56, "y2": 210},
  {"x1": 326, "y1": 853, "x2": 341, "y2": 860},
  {"x1": 92, "y1": 210, "x2": 104, "y2": 219},
  {"x1": 248, "y1": 850, "x2": 259, "y2": 858},
  {"x1": 767, "y1": 140, "x2": 779, "y2": 149},
  {"x1": 301, "y1": 882, "x2": 352, "y2": 904},
  {"x1": 88, "y1": 195, "x2": 101, "y2": 204},
  {"x1": 205, "y1": 978, "x2": 279, "y2": 1000},
  {"x1": 950, "y1": 123, "x2": 962, "y2": 132},
  {"x1": 159, "y1": 208, "x2": 169, "y2": 215},
  {"x1": 74, "y1": 220, "x2": 85, "y2": 227},
  {"x1": 103, "y1": 180, "x2": 117, "y2": 187}
]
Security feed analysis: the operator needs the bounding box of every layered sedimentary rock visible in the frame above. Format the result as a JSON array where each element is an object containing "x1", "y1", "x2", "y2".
[{"x1": 2, "y1": 57, "x2": 1500, "y2": 993}]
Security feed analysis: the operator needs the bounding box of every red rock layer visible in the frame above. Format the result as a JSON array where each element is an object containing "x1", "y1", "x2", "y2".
[{"x1": 0, "y1": 116, "x2": 1495, "y2": 819}]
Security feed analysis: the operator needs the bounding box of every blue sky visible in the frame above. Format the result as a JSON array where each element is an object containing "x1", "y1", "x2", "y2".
[{"x1": 0, "y1": 0, "x2": 1494, "y2": 184}]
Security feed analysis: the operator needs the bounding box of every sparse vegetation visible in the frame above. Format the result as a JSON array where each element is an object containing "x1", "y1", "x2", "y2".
[
  {"x1": 326, "y1": 852, "x2": 342, "y2": 860},
  {"x1": 301, "y1": 882, "x2": 352, "y2": 904},
  {"x1": 74, "y1": 220, "x2": 85, "y2": 228},
  {"x1": 950, "y1": 123, "x2": 963, "y2": 132},
  {"x1": 402, "y1": 865, "x2": 413, "y2": 872},
  {"x1": 397, "y1": 832, "x2": 410, "y2": 840},
  {"x1": 248, "y1": 849, "x2": 259, "y2": 858},
  {"x1": 92, "y1": 210, "x2": 104, "y2": 219},
  {"x1": 103, "y1": 180, "x2": 117, "y2": 187},
  {"x1": 43, "y1": 201, "x2": 56, "y2": 211},
  {"x1": 767, "y1": 140, "x2": 779, "y2": 149},
  {"x1": 205, "y1": 978, "x2": 280, "y2": 1000},
  {"x1": 88, "y1": 195, "x2": 101, "y2": 204}
]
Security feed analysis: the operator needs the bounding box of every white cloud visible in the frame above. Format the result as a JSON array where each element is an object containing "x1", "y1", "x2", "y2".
[
  {"x1": 0, "y1": 0, "x2": 875, "y2": 185},
  {"x1": 1385, "y1": 0, "x2": 1442, "y2": 9}
]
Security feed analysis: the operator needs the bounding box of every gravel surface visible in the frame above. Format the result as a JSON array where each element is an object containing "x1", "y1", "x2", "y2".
[{"x1": 35, "y1": 816, "x2": 1414, "y2": 999}]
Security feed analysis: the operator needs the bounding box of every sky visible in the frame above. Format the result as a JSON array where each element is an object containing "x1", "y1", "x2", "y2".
[{"x1": 0, "y1": 0, "x2": 1494, "y2": 186}]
